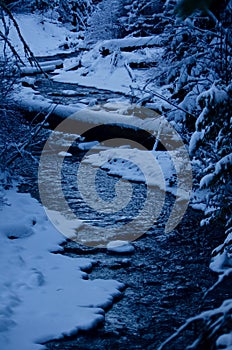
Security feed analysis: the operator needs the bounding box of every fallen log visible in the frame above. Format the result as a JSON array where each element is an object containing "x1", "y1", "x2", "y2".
[
  {"x1": 15, "y1": 87, "x2": 164, "y2": 150},
  {"x1": 20, "y1": 64, "x2": 57, "y2": 76},
  {"x1": 19, "y1": 60, "x2": 63, "y2": 76}
]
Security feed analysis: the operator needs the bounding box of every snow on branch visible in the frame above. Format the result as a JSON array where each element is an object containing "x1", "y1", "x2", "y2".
[
  {"x1": 197, "y1": 84, "x2": 229, "y2": 109},
  {"x1": 200, "y1": 153, "x2": 232, "y2": 189}
]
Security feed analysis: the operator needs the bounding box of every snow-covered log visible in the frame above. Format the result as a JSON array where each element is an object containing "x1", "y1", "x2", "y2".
[
  {"x1": 19, "y1": 60, "x2": 63, "y2": 76},
  {"x1": 20, "y1": 64, "x2": 57, "y2": 76},
  {"x1": 97, "y1": 36, "x2": 163, "y2": 54}
]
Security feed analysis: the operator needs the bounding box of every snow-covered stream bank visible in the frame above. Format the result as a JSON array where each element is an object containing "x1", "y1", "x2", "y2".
[{"x1": 0, "y1": 188, "x2": 124, "y2": 350}]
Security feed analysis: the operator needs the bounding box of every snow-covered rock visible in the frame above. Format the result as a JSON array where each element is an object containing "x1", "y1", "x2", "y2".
[
  {"x1": 107, "y1": 240, "x2": 135, "y2": 254},
  {"x1": 78, "y1": 141, "x2": 99, "y2": 150},
  {"x1": 58, "y1": 151, "x2": 72, "y2": 157}
]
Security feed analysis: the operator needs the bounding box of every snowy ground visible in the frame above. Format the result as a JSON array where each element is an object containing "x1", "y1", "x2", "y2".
[
  {"x1": 0, "y1": 189, "x2": 123, "y2": 350},
  {"x1": 0, "y1": 13, "x2": 79, "y2": 57},
  {"x1": 53, "y1": 36, "x2": 163, "y2": 94}
]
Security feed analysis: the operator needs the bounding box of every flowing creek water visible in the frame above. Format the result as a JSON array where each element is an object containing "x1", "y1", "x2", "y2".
[{"x1": 19, "y1": 74, "x2": 226, "y2": 349}]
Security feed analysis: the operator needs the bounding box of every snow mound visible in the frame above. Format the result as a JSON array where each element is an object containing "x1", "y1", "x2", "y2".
[
  {"x1": 0, "y1": 189, "x2": 123, "y2": 350},
  {"x1": 107, "y1": 240, "x2": 135, "y2": 254},
  {"x1": 78, "y1": 141, "x2": 100, "y2": 150},
  {"x1": 58, "y1": 151, "x2": 72, "y2": 157},
  {"x1": 83, "y1": 147, "x2": 188, "y2": 197}
]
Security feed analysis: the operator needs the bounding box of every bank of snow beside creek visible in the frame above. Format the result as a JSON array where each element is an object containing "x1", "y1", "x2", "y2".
[{"x1": 0, "y1": 189, "x2": 123, "y2": 350}]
